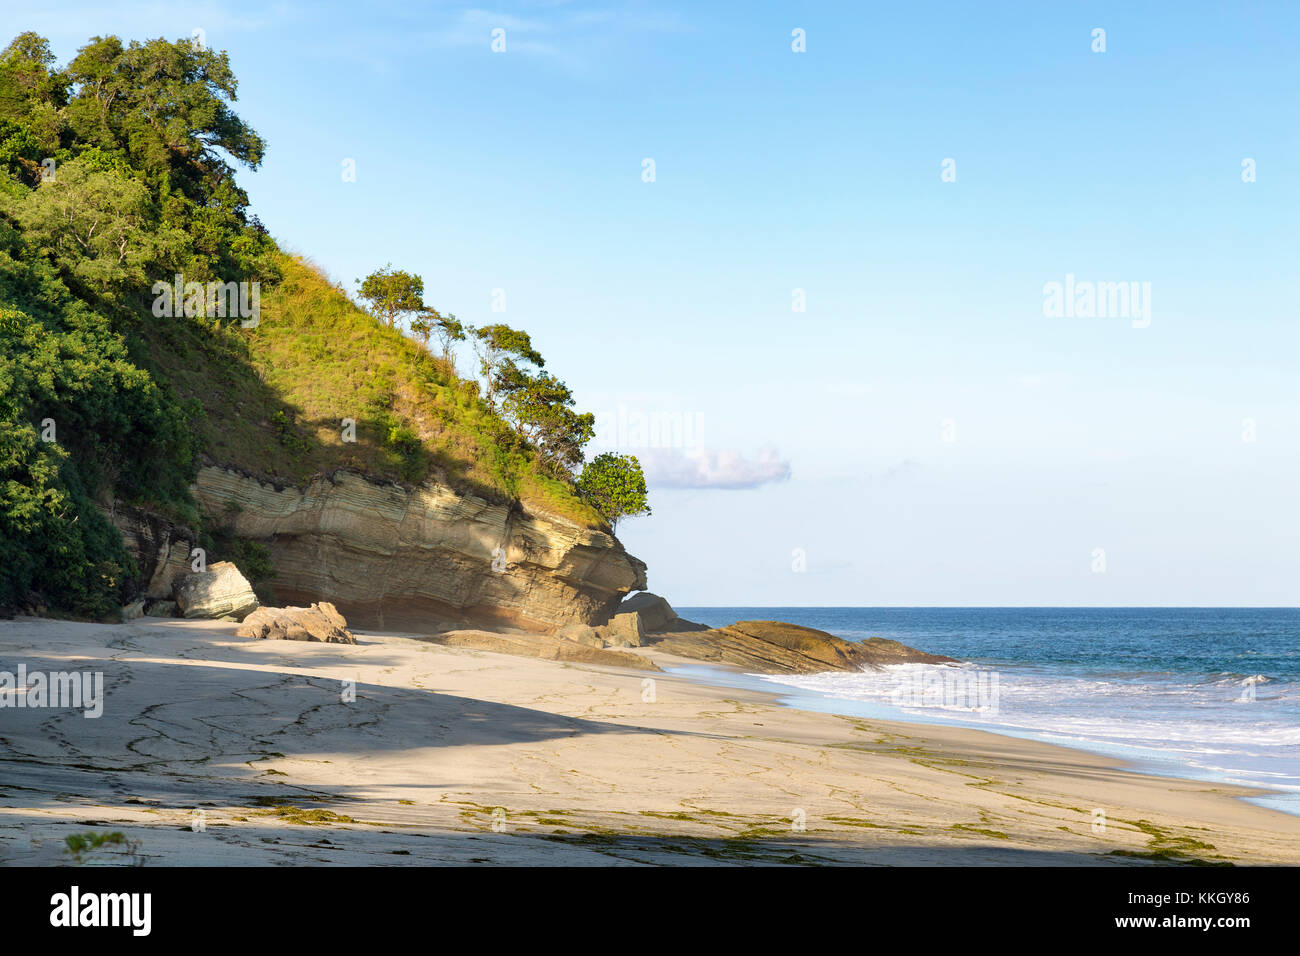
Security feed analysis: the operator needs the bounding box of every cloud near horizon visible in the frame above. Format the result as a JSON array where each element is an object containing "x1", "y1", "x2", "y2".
[{"x1": 639, "y1": 447, "x2": 791, "y2": 490}]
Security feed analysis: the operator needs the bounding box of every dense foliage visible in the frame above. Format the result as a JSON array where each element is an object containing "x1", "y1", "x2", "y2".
[
  {"x1": 575, "y1": 453, "x2": 651, "y2": 528},
  {"x1": 0, "y1": 32, "x2": 258, "y2": 616}
]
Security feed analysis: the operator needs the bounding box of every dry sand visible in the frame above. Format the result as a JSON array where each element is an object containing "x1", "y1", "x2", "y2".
[{"x1": 1, "y1": 616, "x2": 1296, "y2": 866}]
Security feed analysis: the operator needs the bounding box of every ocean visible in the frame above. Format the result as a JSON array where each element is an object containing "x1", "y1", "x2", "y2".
[{"x1": 673, "y1": 607, "x2": 1300, "y2": 816}]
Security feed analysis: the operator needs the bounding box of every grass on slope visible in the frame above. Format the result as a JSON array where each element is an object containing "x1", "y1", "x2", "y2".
[{"x1": 139, "y1": 253, "x2": 601, "y2": 528}]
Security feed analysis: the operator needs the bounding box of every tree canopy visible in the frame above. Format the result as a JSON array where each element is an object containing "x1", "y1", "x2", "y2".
[
  {"x1": 471, "y1": 322, "x2": 544, "y2": 409},
  {"x1": 355, "y1": 264, "x2": 429, "y2": 330},
  {"x1": 0, "y1": 32, "x2": 267, "y2": 615},
  {"x1": 63, "y1": 35, "x2": 264, "y2": 204},
  {"x1": 4, "y1": 154, "x2": 187, "y2": 303},
  {"x1": 576, "y1": 453, "x2": 651, "y2": 528},
  {"x1": 498, "y1": 364, "x2": 595, "y2": 476}
]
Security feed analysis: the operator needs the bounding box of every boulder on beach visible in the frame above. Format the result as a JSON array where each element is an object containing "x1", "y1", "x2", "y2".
[
  {"x1": 145, "y1": 600, "x2": 177, "y2": 618},
  {"x1": 650, "y1": 619, "x2": 958, "y2": 674},
  {"x1": 236, "y1": 602, "x2": 357, "y2": 644},
  {"x1": 555, "y1": 623, "x2": 604, "y2": 648},
  {"x1": 173, "y1": 561, "x2": 259, "y2": 620},
  {"x1": 616, "y1": 592, "x2": 678, "y2": 633},
  {"x1": 120, "y1": 599, "x2": 146, "y2": 622},
  {"x1": 597, "y1": 611, "x2": 645, "y2": 648}
]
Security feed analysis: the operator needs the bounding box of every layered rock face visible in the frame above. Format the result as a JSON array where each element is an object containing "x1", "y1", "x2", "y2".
[
  {"x1": 430, "y1": 629, "x2": 657, "y2": 671},
  {"x1": 103, "y1": 503, "x2": 195, "y2": 601},
  {"x1": 189, "y1": 466, "x2": 646, "y2": 632}
]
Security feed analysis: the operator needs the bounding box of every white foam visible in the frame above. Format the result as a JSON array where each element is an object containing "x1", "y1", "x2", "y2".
[{"x1": 753, "y1": 662, "x2": 1300, "y2": 764}]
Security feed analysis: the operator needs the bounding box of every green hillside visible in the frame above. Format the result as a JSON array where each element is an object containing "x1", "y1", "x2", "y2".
[
  {"x1": 0, "y1": 32, "x2": 644, "y2": 619},
  {"x1": 145, "y1": 251, "x2": 600, "y2": 521}
]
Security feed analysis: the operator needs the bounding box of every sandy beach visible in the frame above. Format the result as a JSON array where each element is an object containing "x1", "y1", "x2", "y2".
[{"x1": 1, "y1": 616, "x2": 1296, "y2": 866}]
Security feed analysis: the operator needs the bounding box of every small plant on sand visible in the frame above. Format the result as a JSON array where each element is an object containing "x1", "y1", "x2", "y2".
[{"x1": 63, "y1": 830, "x2": 143, "y2": 865}]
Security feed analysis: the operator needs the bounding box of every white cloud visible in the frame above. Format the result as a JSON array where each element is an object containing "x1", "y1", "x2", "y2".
[{"x1": 641, "y1": 447, "x2": 791, "y2": 490}]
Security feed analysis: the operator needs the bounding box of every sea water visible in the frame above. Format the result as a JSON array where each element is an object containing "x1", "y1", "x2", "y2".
[{"x1": 673, "y1": 607, "x2": 1300, "y2": 816}]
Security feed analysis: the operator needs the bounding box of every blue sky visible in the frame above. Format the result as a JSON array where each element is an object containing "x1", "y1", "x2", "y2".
[{"x1": 23, "y1": 1, "x2": 1300, "y2": 605}]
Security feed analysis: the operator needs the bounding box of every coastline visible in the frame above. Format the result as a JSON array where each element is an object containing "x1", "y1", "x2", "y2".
[
  {"x1": 662, "y1": 661, "x2": 1300, "y2": 820},
  {"x1": 1, "y1": 616, "x2": 1296, "y2": 866},
  {"x1": 673, "y1": 606, "x2": 1300, "y2": 821}
]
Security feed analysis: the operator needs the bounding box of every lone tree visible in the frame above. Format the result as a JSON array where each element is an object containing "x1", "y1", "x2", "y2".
[
  {"x1": 576, "y1": 453, "x2": 651, "y2": 529},
  {"x1": 356, "y1": 264, "x2": 428, "y2": 329}
]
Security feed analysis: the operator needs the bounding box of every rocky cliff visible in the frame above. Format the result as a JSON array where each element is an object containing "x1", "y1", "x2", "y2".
[
  {"x1": 650, "y1": 620, "x2": 959, "y2": 674},
  {"x1": 105, "y1": 504, "x2": 197, "y2": 601},
  {"x1": 186, "y1": 466, "x2": 645, "y2": 632}
]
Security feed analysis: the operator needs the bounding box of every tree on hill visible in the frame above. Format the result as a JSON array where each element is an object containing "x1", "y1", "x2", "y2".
[
  {"x1": 0, "y1": 33, "x2": 67, "y2": 173},
  {"x1": 432, "y1": 311, "x2": 466, "y2": 363},
  {"x1": 0, "y1": 34, "x2": 278, "y2": 294},
  {"x1": 407, "y1": 310, "x2": 435, "y2": 372},
  {"x1": 57, "y1": 36, "x2": 276, "y2": 288},
  {"x1": 470, "y1": 323, "x2": 544, "y2": 409},
  {"x1": 355, "y1": 264, "x2": 428, "y2": 330},
  {"x1": 497, "y1": 364, "x2": 594, "y2": 476},
  {"x1": 5, "y1": 154, "x2": 188, "y2": 303},
  {"x1": 62, "y1": 36, "x2": 264, "y2": 205},
  {"x1": 576, "y1": 453, "x2": 651, "y2": 529},
  {"x1": 409, "y1": 308, "x2": 466, "y2": 367}
]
